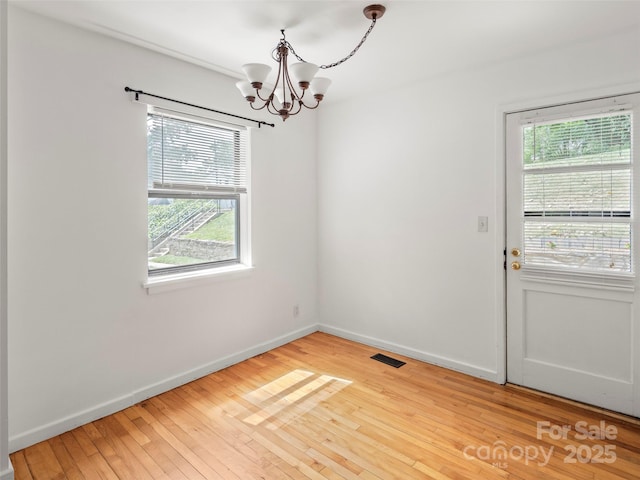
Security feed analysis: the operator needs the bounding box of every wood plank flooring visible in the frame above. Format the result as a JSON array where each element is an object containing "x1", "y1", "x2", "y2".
[{"x1": 10, "y1": 332, "x2": 640, "y2": 479}]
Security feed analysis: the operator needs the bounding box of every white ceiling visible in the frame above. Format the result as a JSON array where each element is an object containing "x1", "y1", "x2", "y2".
[{"x1": 12, "y1": 0, "x2": 640, "y2": 102}]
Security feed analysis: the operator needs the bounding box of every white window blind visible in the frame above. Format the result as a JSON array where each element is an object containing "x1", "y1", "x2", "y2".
[
  {"x1": 147, "y1": 112, "x2": 248, "y2": 193},
  {"x1": 522, "y1": 112, "x2": 632, "y2": 273}
]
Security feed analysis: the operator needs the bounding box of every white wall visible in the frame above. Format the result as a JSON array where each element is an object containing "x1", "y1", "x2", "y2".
[
  {"x1": 8, "y1": 2, "x2": 640, "y2": 456},
  {"x1": 317, "y1": 27, "x2": 640, "y2": 379},
  {"x1": 8, "y1": 6, "x2": 318, "y2": 451}
]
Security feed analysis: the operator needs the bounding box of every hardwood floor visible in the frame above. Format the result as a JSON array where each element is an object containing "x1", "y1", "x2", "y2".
[{"x1": 10, "y1": 332, "x2": 640, "y2": 479}]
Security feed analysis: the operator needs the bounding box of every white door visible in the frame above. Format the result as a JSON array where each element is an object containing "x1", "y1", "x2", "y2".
[{"x1": 506, "y1": 93, "x2": 640, "y2": 416}]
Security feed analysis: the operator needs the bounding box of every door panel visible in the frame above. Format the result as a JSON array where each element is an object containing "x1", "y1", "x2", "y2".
[
  {"x1": 524, "y1": 290, "x2": 632, "y2": 381},
  {"x1": 506, "y1": 93, "x2": 640, "y2": 416}
]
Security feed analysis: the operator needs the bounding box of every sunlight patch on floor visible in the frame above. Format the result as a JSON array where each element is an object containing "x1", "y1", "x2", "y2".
[{"x1": 241, "y1": 369, "x2": 352, "y2": 429}]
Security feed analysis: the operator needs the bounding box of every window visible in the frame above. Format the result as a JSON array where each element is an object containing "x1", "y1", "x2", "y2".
[
  {"x1": 147, "y1": 110, "x2": 248, "y2": 276},
  {"x1": 521, "y1": 111, "x2": 632, "y2": 273}
]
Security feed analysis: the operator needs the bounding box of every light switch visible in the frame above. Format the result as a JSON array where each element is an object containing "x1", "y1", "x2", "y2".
[{"x1": 478, "y1": 216, "x2": 488, "y2": 232}]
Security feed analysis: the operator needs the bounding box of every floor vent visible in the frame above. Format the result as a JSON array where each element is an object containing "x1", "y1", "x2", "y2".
[{"x1": 371, "y1": 353, "x2": 406, "y2": 368}]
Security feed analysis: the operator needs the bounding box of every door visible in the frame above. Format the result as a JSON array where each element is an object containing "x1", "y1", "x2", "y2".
[{"x1": 506, "y1": 93, "x2": 640, "y2": 416}]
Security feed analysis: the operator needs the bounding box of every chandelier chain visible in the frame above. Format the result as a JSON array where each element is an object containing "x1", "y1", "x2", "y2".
[{"x1": 286, "y1": 17, "x2": 377, "y2": 69}]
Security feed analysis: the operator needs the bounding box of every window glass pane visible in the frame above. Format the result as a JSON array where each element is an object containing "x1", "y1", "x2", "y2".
[
  {"x1": 523, "y1": 221, "x2": 631, "y2": 273},
  {"x1": 148, "y1": 197, "x2": 238, "y2": 273},
  {"x1": 524, "y1": 168, "x2": 631, "y2": 215},
  {"x1": 523, "y1": 113, "x2": 631, "y2": 169}
]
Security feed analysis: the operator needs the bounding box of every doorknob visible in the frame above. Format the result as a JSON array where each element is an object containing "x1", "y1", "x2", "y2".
[
  {"x1": 511, "y1": 261, "x2": 521, "y2": 270},
  {"x1": 511, "y1": 248, "x2": 521, "y2": 257}
]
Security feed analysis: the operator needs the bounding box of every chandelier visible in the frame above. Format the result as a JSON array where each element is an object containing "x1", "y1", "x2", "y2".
[{"x1": 236, "y1": 4, "x2": 386, "y2": 121}]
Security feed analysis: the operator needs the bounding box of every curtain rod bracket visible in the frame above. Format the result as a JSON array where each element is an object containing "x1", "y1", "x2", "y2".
[{"x1": 124, "y1": 86, "x2": 140, "y2": 101}]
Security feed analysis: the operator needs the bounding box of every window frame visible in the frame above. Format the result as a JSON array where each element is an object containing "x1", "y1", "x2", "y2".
[
  {"x1": 145, "y1": 107, "x2": 251, "y2": 282},
  {"x1": 507, "y1": 97, "x2": 639, "y2": 289}
]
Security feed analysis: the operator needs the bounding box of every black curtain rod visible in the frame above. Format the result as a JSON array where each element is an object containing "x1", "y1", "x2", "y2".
[{"x1": 124, "y1": 86, "x2": 275, "y2": 128}]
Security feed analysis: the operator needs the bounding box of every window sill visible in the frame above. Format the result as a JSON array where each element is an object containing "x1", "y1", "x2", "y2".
[{"x1": 143, "y1": 264, "x2": 254, "y2": 294}]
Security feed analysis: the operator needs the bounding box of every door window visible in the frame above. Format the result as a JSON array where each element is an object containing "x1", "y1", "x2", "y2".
[{"x1": 521, "y1": 112, "x2": 632, "y2": 273}]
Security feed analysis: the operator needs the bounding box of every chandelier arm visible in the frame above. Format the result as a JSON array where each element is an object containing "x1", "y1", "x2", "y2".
[
  {"x1": 302, "y1": 100, "x2": 321, "y2": 110},
  {"x1": 295, "y1": 89, "x2": 320, "y2": 110},
  {"x1": 288, "y1": 100, "x2": 304, "y2": 116},
  {"x1": 286, "y1": 17, "x2": 378, "y2": 69},
  {"x1": 269, "y1": 43, "x2": 287, "y2": 106},
  {"x1": 265, "y1": 99, "x2": 281, "y2": 116},
  {"x1": 249, "y1": 101, "x2": 270, "y2": 111},
  {"x1": 283, "y1": 61, "x2": 304, "y2": 104},
  {"x1": 255, "y1": 89, "x2": 273, "y2": 102},
  {"x1": 281, "y1": 55, "x2": 292, "y2": 106}
]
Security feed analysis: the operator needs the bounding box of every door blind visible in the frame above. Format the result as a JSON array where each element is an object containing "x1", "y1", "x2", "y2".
[{"x1": 522, "y1": 112, "x2": 632, "y2": 273}]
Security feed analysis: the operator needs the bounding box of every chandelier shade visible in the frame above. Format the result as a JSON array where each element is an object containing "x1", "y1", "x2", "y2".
[
  {"x1": 310, "y1": 77, "x2": 332, "y2": 98},
  {"x1": 237, "y1": 4, "x2": 385, "y2": 122},
  {"x1": 289, "y1": 62, "x2": 319, "y2": 87},
  {"x1": 235, "y1": 80, "x2": 255, "y2": 100},
  {"x1": 242, "y1": 63, "x2": 272, "y2": 87}
]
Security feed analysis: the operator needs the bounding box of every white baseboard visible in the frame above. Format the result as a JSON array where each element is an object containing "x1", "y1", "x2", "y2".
[
  {"x1": 9, "y1": 323, "x2": 500, "y2": 452},
  {"x1": 0, "y1": 462, "x2": 13, "y2": 480},
  {"x1": 319, "y1": 324, "x2": 500, "y2": 383},
  {"x1": 9, "y1": 324, "x2": 319, "y2": 453}
]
